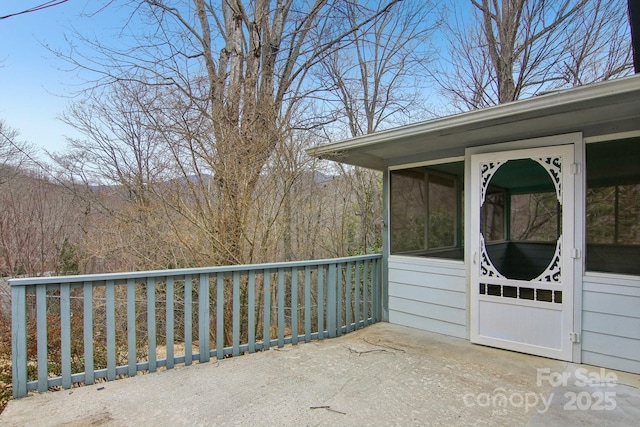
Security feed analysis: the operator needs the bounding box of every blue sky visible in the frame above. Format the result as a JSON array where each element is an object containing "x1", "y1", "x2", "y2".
[
  {"x1": 0, "y1": 1, "x2": 455, "y2": 160},
  {"x1": 0, "y1": 1, "x2": 118, "y2": 157},
  {"x1": 2, "y1": 0, "x2": 440, "y2": 159}
]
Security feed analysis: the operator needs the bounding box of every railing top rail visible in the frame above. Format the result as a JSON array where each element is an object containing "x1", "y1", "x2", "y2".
[{"x1": 9, "y1": 254, "x2": 382, "y2": 287}]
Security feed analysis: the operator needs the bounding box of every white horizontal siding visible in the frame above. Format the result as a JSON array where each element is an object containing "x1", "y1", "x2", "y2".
[
  {"x1": 388, "y1": 256, "x2": 467, "y2": 339},
  {"x1": 582, "y1": 272, "x2": 640, "y2": 374},
  {"x1": 390, "y1": 311, "x2": 466, "y2": 338}
]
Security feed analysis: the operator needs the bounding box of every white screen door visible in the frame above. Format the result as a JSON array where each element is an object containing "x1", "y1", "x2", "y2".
[{"x1": 470, "y1": 144, "x2": 575, "y2": 361}]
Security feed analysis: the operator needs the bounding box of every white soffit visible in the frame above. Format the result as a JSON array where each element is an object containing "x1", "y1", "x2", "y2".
[{"x1": 308, "y1": 75, "x2": 640, "y2": 170}]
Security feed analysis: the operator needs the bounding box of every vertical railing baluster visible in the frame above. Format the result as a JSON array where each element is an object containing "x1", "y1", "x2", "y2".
[
  {"x1": 374, "y1": 258, "x2": 381, "y2": 322},
  {"x1": 11, "y1": 284, "x2": 27, "y2": 398},
  {"x1": 370, "y1": 259, "x2": 375, "y2": 323},
  {"x1": 199, "y1": 273, "x2": 210, "y2": 363},
  {"x1": 376, "y1": 258, "x2": 384, "y2": 322},
  {"x1": 372, "y1": 259, "x2": 376, "y2": 322},
  {"x1": 291, "y1": 267, "x2": 298, "y2": 345},
  {"x1": 373, "y1": 259, "x2": 378, "y2": 322},
  {"x1": 166, "y1": 276, "x2": 175, "y2": 369},
  {"x1": 346, "y1": 262, "x2": 352, "y2": 333},
  {"x1": 317, "y1": 266, "x2": 324, "y2": 340},
  {"x1": 232, "y1": 271, "x2": 240, "y2": 357},
  {"x1": 36, "y1": 285, "x2": 48, "y2": 392},
  {"x1": 263, "y1": 270, "x2": 271, "y2": 350},
  {"x1": 277, "y1": 268, "x2": 285, "y2": 348},
  {"x1": 127, "y1": 279, "x2": 136, "y2": 377},
  {"x1": 304, "y1": 266, "x2": 311, "y2": 342},
  {"x1": 370, "y1": 259, "x2": 376, "y2": 322},
  {"x1": 60, "y1": 283, "x2": 71, "y2": 389},
  {"x1": 336, "y1": 263, "x2": 343, "y2": 336},
  {"x1": 106, "y1": 280, "x2": 116, "y2": 381},
  {"x1": 83, "y1": 282, "x2": 94, "y2": 384},
  {"x1": 147, "y1": 278, "x2": 157, "y2": 373},
  {"x1": 216, "y1": 273, "x2": 224, "y2": 360},
  {"x1": 363, "y1": 259, "x2": 369, "y2": 326},
  {"x1": 327, "y1": 264, "x2": 337, "y2": 338},
  {"x1": 248, "y1": 271, "x2": 256, "y2": 353},
  {"x1": 184, "y1": 275, "x2": 193, "y2": 366},
  {"x1": 354, "y1": 262, "x2": 361, "y2": 329}
]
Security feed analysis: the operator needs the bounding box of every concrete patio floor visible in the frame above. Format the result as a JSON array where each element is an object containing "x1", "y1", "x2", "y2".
[{"x1": 2, "y1": 322, "x2": 639, "y2": 426}]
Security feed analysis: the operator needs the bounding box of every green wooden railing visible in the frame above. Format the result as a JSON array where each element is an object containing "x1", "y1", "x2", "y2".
[{"x1": 10, "y1": 255, "x2": 382, "y2": 398}]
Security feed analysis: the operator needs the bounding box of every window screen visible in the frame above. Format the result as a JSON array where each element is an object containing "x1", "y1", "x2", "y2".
[
  {"x1": 390, "y1": 162, "x2": 464, "y2": 260},
  {"x1": 586, "y1": 138, "x2": 640, "y2": 275}
]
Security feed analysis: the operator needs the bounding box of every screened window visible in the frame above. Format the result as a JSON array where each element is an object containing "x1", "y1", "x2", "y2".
[
  {"x1": 390, "y1": 162, "x2": 464, "y2": 260},
  {"x1": 390, "y1": 170, "x2": 426, "y2": 253},
  {"x1": 587, "y1": 185, "x2": 640, "y2": 245},
  {"x1": 482, "y1": 189, "x2": 506, "y2": 241},
  {"x1": 586, "y1": 138, "x2": 640, "y2": 275},
  {"x1": 510, "y1": 192, "x2": 560, "y2": 242}
]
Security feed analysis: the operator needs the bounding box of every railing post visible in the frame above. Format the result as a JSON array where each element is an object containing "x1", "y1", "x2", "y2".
[
  {"x1": 106, "y1": 280, "x2": 116, "y2": 381},
  {"x1": 363, "y1": 260, "x2": 369, "y2": 326},
  {"x1": 36, "y1": 285, "x2": 48, "y2": 393},
  {"x1": 317, "y1": 266, "x2": 324, "y2": 340},
  {"x1": 198, "y1": 273, "x2": 210, "y2": 363},
  {"x1": 354, "y1": 261, "x2": 361, "y2": 329},
  {"x1": 127, "y1": 279, "x2": 137, "y2": 376},
  {"x1": 345, "y1": 262, "x2": 352, "y2": 333},
  {"x1": 336, "y1": 263, "x2": 343, "y2": 337},
  {"x1": 147, "y1": 278, "x2": 156, "y2": 372},
  {"x1": 184, "y1": 275, "x2": 193, "y2": 365},
  {"x1": 166, "y1": 277, "x2": 175, "y2": 369},
  {"x1": 263, "y1": 270, "x2": 271, "y2": 350},
  {"x1": 291, "y1": 267, "x2": 298, "y2": 344},
  {"x1": 60, "y1": 283, "x2": 71, "y2": 389},
  {"x1": 378, "y1": 258, "x2": 383, "y2": 322},
  {"x1": 304, "y1": 266, "x2": 311, "y2": 342},
  {"x1": 373, "y1": 258, "x2": 381, "y2": 322},
  {"x1": 83, "y1": 282, "x2": 94, "y2": 384},
  {"x1": 216, "y1": 273, "x2": 224, "y2": 359},
  {"x1": 378, "y1": 257, "x2": 383, "y2": 322},
  {"x1": 232, "y1": 271, "x2": 241, "y2": 356},
  {"x1": 277, "y1": 268, "x2": 285, "y2": 348},
  {"x1": 11, "y1": 284, "x2": 27, "y2": 398},
  {"x1": 248, "y1": 271, "x2": 256, "y2": 353},
  {"x1": 327, "y1": 263, "x2": 337, "y2": 338}
]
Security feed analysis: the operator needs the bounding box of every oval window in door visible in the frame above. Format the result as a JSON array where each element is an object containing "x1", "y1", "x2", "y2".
[{"x1": 480, "y1": 158, "x2": 562, "y2": 282}]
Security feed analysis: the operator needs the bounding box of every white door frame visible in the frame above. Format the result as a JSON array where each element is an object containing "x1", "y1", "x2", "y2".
[{"x1": 468, "y1": 138, "x2": 580, "y2": 362}]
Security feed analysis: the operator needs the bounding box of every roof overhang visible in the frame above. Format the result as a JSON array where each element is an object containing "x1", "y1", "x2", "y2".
[{"x1": 308, "y1": 75, "x2": 640, "y2": 170}]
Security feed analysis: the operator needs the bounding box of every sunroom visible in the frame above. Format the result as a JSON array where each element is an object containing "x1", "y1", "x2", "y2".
[{"x1": 311, "y1": 75, "x2": 640, "y2": 374}]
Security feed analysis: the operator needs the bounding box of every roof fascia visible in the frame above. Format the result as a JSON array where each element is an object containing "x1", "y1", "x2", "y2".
[{"x1": 308, "y1": 76, "x2": 640, "y2": 160}]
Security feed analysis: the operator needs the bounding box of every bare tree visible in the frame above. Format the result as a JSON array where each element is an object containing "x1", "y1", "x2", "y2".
[
  {"x1": 313, "y1": 1, "x2": 439, "y2": 254},
  {"x1": 0, "y1": 120, "x2": 34, "y2": 184},
  {"x1": 57, "y1": 82, "x2": 166, "y2": 204},
  {"x1": 319, "y1": 0, "x2": 439, "y2": 136},
  {"x1": 0, "y1": 121, "x2": 89, "y2": 277},
  {"x1": 435, "y1": 0, "x2": 633, "y2": 111},
  {"x1": 59, "y1": 0, "x2": 402, "y2": 265},
  {"x1": 0, "y1": 1, "x2": 69, "y2": 20},
  {"x1": 52, "y1": 82, "x2": 197, "y2": 271},
  {"x1": 0, "y1": 170, "x2": 86, "y2": 277},
  {"x1": 557, "y1": 0, "x2": 633, "y2": 86}
]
